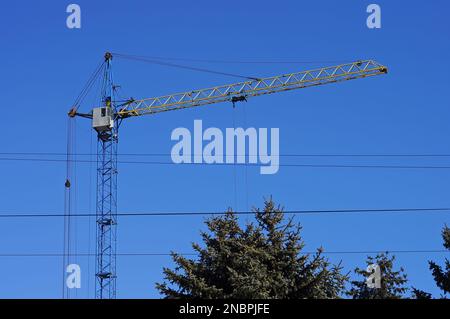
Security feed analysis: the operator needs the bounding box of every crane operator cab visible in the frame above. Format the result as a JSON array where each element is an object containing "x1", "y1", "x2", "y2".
[{"x1": 93, "y1": 97, "x2": 114, "y2": 133}]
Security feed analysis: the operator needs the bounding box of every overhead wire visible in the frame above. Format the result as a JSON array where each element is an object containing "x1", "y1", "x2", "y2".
[
  {"x1": 0, "y1": 249, "x2": 446, "y2": 257},
  {"x1": 0, "y1": 207, "x2": 449, "y2": 218},
  {"x1": 2, "y1": 151, "x2": 450, "y2": 157},
  {"x1": 2, "y1": 157, "x2": 450, "y2": 169}
]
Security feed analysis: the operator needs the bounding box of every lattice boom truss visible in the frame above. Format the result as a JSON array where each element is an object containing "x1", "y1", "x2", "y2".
[{"x1": 118, "y1": 60, "x2": 387, "y2": 118}]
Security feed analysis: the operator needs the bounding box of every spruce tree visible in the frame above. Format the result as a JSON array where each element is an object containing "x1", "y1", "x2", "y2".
[
  {"x1": 408, "y1": 225, "x2": 450, "y2": 299},
  {"x1": 428, "y1": 225, "x2": 450, "y2": 296},
  {"x1": 411, "y1": 288, "x2": 432, "y2": 299},
  {"x1": 156, "y1": 199, "x2": 348, "y2": 298},
  {"x1": 347, "y1": 252, "x2": 408, "y2": 299}
]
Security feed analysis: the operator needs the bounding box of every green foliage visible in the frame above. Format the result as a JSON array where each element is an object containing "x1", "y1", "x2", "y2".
[
  {"x1": 156, "y1": 199, "x2": 348, "y2": 299},
  {"x1": 412, "y1": 225, "x2": 450, "y2": 298},
  {"x1": 347, "y1": 252, "x2": 408, "y2": 299},
  {"x1": 428, "y1": 225, "x2": 450, "y2": 296},
  {"x1": 411, "y1": 288, "x2": 432, "y2": 299}
]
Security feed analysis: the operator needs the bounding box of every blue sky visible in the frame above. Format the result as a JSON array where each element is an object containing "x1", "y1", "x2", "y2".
[{"x1": 0, "y1": 0, "x2": 449, "y2": 298}]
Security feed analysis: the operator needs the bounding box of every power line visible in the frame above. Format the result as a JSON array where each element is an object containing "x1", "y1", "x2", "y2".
[
  {"x1": 2, "y1": 152, "x2": 450, "y2": 157},
  {"x1": 0, "y1": 207, "x2": 449, "y2": 218},
  {"x1": 0, "y1": 250, "x2": 446, "y2": 257},
  {"x1": 2, "y1": 157, "x2": 450, "y2": 170}
]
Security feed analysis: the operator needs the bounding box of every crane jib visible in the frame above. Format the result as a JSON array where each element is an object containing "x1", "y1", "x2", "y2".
[{"x1": 114, "y1": 60, "x2": 387, "y2": 118}]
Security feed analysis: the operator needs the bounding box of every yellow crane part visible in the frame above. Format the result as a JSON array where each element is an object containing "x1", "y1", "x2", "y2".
[{"x1": 117, "y1": 60, "x2": 387, "y2": 118}]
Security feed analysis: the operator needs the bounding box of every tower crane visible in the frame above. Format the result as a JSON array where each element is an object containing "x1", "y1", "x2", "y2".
[{"x1": 68, "y1": 52, "x2": 388, "y2": 299}]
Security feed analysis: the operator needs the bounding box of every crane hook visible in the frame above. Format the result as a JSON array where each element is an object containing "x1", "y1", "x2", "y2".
[{"x1": 231, "y1": 95, "x2": 247, "y2": 108}]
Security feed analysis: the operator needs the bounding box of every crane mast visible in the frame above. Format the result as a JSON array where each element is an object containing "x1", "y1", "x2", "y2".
[
  {"x1": 94, "y1": 52, "x2": 118, "y2": 299},
  {"x1": 71, "y1": 52, "x2": 387, "y2": 299}
]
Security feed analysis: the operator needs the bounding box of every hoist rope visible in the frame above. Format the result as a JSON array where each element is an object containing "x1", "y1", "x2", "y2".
[
  {"x1": 62, "y1": 57, "x2": 104, "y2": 298},
  {"x1": 63, "y1": 116, "x2": 74, "y2": 298},
  {"x1": 232, "y1": 107, "x2": 238, "y2": 210}
]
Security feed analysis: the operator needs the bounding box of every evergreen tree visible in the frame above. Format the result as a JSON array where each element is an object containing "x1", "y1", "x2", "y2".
[
  {"x1": 412, "y1": 225, "x2": 450, "y2": 298},
  {"x1": 156, "y1": 199, "x2": 348, "y2": 298},
  {"x1": 411, "y1": 288, "x2": 432, "y2": 299},
  {"x1": 347, "y1": 252, "x2": 408, "y2": 299},
  {"x1": 428, "y1": 225, "x2": 450, "y2": 296}
]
